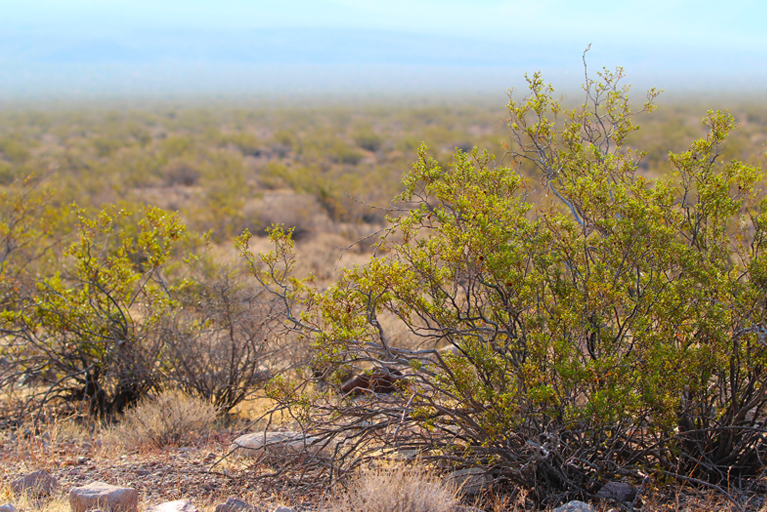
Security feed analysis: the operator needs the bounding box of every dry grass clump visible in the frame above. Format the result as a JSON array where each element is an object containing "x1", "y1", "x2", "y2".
[
  {"x1": 1, "y1": 477, "x2": 69, "y2": 512},
  {"x1": 107, "y1": 390, "x2": 218, "y2": 450},
  {"x1": 325, "y1": 464, "x2": 460, "y2": 512}
]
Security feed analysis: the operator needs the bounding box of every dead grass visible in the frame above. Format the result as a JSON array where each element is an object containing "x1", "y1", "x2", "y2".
[
  {"x1": 2, "y1": 415, "x2": 765, "y2": 512},
  {"x1": 105, "y1": 390, "x2": 218, "y2": 450},
  {"x1": 323, "y1": 463, "x2": 460, "y2": 512},
  {"x1": 1, "y1": 488, "x2": 70, "y2": 512}
]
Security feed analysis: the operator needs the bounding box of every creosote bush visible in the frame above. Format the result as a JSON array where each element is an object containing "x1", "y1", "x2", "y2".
[
  {"x1": 239, "y1": 64, "x2": 767, "y2": 505},
  {"x1": 1, "y1": 205, "x2": 188, "y2": 419},
  {"x1": 162, "y1": 271, "x2": 285, "y2": 414},
  {"x1": 0, "y1": 202, "x2": 283, "y2": 423},
  {"x1": 110, "y1": 390, "x2": 217, "y2": 449}
]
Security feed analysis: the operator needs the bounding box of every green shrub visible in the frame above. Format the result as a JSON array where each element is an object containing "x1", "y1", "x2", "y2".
[
  {"x1": 329, "y1": 141, "x2": 364, "y2": 165},
  {"x1": 353, "y1": 128, "x2": 383, "y2": 152},
  {"x1": 225, "y1": 131, "x2": 262, "y2": 157},
  {"x1": 2, "y1": 205, "x2": 189, "y2": 418},
  {"x1": 0, "y1": 161, "x2": 16, "y2": 185},
  {"x1": 161, "y1": 136, "x2": 192, "y2": 158},
  {"x1": 0, "y1": 137, "x2": 31, "y2": 163},
  {"x1": 241, "y1": 67, "x2": 767, "y2": 503}
]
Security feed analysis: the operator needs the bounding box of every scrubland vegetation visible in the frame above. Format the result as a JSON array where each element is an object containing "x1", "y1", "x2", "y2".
[{"x1": 3, "y1": 67, "x2": 767, "y2": 511}]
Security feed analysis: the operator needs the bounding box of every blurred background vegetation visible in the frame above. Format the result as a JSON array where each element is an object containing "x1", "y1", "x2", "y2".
[{"x1": 2, "y1": 96, "x2": 765, "y2": 251}]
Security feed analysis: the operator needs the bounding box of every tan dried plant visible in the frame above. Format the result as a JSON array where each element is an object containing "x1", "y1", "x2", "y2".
[
  {"x1": 325, "y1": 463, "x2": 461, "y2": 512},
  {"x1": 108, "y1": 390, "x2": 217, "y2": 450}
]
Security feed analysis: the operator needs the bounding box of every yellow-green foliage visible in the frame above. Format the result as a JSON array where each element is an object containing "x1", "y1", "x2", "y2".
[
  {"x1": 3, "y1": 204, "x2": 192, "y2": 417},
  {"x1": 249, "y1": 71, "x2": 767, "y2": 495}
]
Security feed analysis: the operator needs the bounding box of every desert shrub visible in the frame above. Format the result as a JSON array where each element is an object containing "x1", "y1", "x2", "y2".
[
  {"x1": 326, "y1": 139, "x2": 364, "y2": 165},
  {"x1": 92, "y1": 136, "x2": 124, "y2": 158},
  {"x1": 162, "y1": 158, "x2": 200, "y2": 187},
  {"x1": 325, "y1": 464, "x2": 460, "y2": 512},
  {"x1": 0, "y1": 205, "x2": 189, "y2": 419},
  {"x1": 0, "y1": 136, "x2": 32, "y2": 163},
  {"x1": 0, "y1": 161, "x2": 17, "y2": 185},
  {"x1": 239, "y1": 66, "x2": 767, "y2": 504},
  {"x1": 353, "y1": 128, "x2": 383, "y2": 153},
  {"x1": 161, "y1": 271, "x2": 286, "y2": 413},
  {"x1": 0, "y1": 175, "x2": 65, "y2": 310},
  {"x1": 182, "y1": 152, "x2": 250, "y2": 242},
  {"x1": 0, "y1": 194, "x2": 287, "y2": 422},
  {"x1": 110, "y1": 390, "x2": 217, "y2": 449},
  {"x1": 249, "y1": 192, "x2": 329, "y2": 241},
  {"x1": 161, "y1": 136, "x2": 193, "y2": 158},
  {"x1": 226, "y1": 132, "x2": 262, "y2": 157},
  {"x1": 111, "y1": 147, "x2": 164, "y2": 188}
]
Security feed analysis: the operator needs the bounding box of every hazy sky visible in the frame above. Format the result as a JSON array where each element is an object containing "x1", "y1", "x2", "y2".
[
  {"x1": 2, "y1": 0, "x2": 766, "y2": 98},
  {"x1": 5, "y1": 0, "x2": 766, "y2": 46}
]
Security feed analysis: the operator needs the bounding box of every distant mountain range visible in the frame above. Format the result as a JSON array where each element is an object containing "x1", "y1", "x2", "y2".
[
  {"x1": 1, "y1": 28, "x2": 568, "y2": 67},
  {"x1": 0, "y1": 27, "x2": 765, "y2": 98}
]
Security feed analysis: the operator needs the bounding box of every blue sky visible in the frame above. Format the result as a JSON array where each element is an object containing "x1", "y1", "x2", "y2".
[{"x1": 2, "y1": 0, "x2": 766, "y2": 98}]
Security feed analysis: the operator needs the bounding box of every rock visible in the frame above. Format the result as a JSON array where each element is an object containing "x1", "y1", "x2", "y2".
[
  {"x1": 69, "y1": 482, "x2": 139, "y2": 512},
  {"x1": 215, "y1": 498, "x2": 259, "y2": 512},
  {"x1": 596, "y1": 481, "x2": 637, "y2": 503},
  {"x1": 0, "y1": 504, "x2": 18, "y2": 512},
  {"x1": 447, "y1": 468, "x2": 491, "y2": 495},
  {"x1": 147, "y1": 499, "x2": 197, "y2": 512},
  {"x1": 453, "y1": 507, "x2": 485, "y2": 512},
  {"x1": 340, "y1": 368, "x2": 403, "y2": 396},
  {"x1": 552, "y1": 501, "x2": 596, "y2": 512},
  {"x1": 229, "y1": 432, "x2": 334, "y2": 462},
  {"x1": 11, "y1": 469, "x2": 58, "y2": 497},
  {"x1": 272, "y1": 507, "x2": 296, "y2": 512}
]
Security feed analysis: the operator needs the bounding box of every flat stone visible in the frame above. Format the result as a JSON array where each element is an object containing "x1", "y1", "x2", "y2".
[
  {"x1": 0, "y1": 504, "x2": 18, "y2": 512},
  {"x1": 147, "y1": 499, "x2": 197, "y2": 512},
  {"x1": 229, "y1": 432, "x2": 334, "y2": 462},
  {"x1": 69, "y1": 482, "x2": 138, "y2": 512},
  {"x1": 596, "y1": 481, "x2": 636, "y2": 503},
  {"x1": 272, "y1": 507, "x2": 296, "y2": 512},
  {"x1": 552, "y1": 501, "x2": 596, "y2": 512},
  {"x1": 11, "y1": 470, "x2": 58, "y2": 497},
  {"x1": 215, "y1": 498, "x2": 258, "y2": 512},
  {"x1": 447, "y1": 468, "x2": 491, "y2": 495}
]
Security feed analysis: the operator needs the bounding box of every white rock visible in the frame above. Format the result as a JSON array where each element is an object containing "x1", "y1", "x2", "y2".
[
  {"x1": 69, "y1": 482, "x2": 138, "y2": 512},
  {"x1": 447, "y1": 468, "x2": 491, "y2": 495},
  {"x1": 229, "y1": 432, "x2": 334, "y2": 462},
  {"x1": 147, "y1": 499, "x2": 197, "y2": 512},
  {"x1": 11, "y1": 469, "x2": 58, "y2": 497},
  {"x1": 272, "y1": 507, "x2": 296, "y2": 512},
  {"x1": 0, "y1": 503, "x2": 18, "y2": 512},
  {"x1": 552, "y1": 501, "x2": 596, "y2": 512}
]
